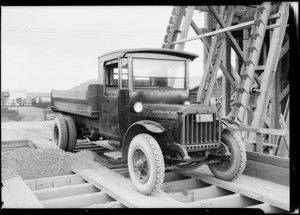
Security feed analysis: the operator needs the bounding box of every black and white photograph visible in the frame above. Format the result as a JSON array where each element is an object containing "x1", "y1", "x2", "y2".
[{"x1": 1, "y1": 3, "x2": 298, "y2": 212}]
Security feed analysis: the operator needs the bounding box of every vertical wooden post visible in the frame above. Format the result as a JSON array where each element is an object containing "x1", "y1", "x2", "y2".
[
  {"x1": 249, "y1": 2, "x2": 289, "y2": 153},
  {"x1": 176, "y1": 6, "x2": 195, "y2": 51},
  {"x1": 204, "y1": 11, "x2": 212, "y2": 71},
  {"x1": 222, "y1": 39, "x2": 231, "y2": 116}
]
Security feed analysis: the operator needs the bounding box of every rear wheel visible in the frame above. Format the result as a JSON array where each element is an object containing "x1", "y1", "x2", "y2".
[
  {"x1": 64, "y1": 115, "x2": 77, "y2": 152},
  {"x1": 53, "y1": 115, "x2": 68, "y2": 151},
  {"x1": 209, "y1": 129, "x2": 246, "y2": 181},
  {"x1": 128, "y1": 133, "x2": 165, "y2": 195}
]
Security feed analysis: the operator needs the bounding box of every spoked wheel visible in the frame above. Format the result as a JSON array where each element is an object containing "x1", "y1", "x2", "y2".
[
  {"x1": 208, "y1": 129, "x2": 246, "y2": 181},
  {"x1": 52, "y1": 115, "x2": 68, "y2": 151},
  {"x1": 128, "y1": 133, "x2": 165, "y2": 195}
]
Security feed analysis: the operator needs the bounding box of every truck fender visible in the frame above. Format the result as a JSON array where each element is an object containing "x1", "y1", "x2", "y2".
[
  {"x1": 121, "y1": 120, "x2": 165, "y2": 162},
  {"x1": 221, "y1": 117, "x2": 240, "y2": 131}
]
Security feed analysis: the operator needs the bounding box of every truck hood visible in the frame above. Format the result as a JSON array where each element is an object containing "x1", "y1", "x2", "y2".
[{"x1": 144, "y1": 103, "x2": 217, "y2": 121}]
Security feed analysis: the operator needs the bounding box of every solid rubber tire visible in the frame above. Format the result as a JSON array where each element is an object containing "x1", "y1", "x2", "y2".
[
  {"x1": 128, "y1": 133, "x2": 165, "y2": 195},
  {"x1": 64, "y1": 115, "x2": 77, "y2": 152},
  {"x1": 208, "y1": 129, "x2": 246, "y2": 181},
  {"x1": 53, "y1": 115, "x2": 68, "y2": 151}
]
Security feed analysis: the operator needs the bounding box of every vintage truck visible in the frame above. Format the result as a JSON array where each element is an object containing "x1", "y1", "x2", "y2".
[{"x1": 51, "y1": 48, "x2": 246, "y2": 195}]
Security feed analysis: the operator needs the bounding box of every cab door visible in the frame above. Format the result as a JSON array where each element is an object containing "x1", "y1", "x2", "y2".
[{"x1": 104, "y1": 59, "x2": 121, "y2": 138}]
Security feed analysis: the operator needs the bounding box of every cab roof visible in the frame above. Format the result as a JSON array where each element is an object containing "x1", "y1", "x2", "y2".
[{"x1": 98, "y1": 48, "x2": 199, "y2": 62}]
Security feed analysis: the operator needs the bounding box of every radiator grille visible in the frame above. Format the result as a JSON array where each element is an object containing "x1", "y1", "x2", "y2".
[{"x1": 182, "y1": 113, "x2": 218, "y2": 145}]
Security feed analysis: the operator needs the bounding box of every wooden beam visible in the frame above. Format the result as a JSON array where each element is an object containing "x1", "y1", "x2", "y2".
[
  {"x1": 175, "y1": 165, "x2": 290, "y2": 211},
  {"x1": 280, "y1": 84, "x2": 289, "y2": 102},
  {"x1": 249, "y1": 3, "x2": 289, "y2": 152},
  {"x1": 33, "y1": 183, "x2": 100, "y2": 201},
  {"x1": 190, "y1": 21, "x2": 237, "y2": 87},
  {"x1": 222, "y1": 39, "x2": 231, "y2": 116},
  {"x1": 83, "y1": 201, "x2": 125, "y2": 208},
  {"x1": 208, "y1": 6, "x2": 245, "y2": 63},
  {"x1": 243, "y1": 159, "x2": 289, "y2": 187},
  {"x1": 2, "y1": 185, "x2": 18, "y2": 208},
  {"x1": 279, "y1": 40, "x2": 289, "y2": 60},
  {"x1": 238, "y1": 125, "x2": 287, "y2": 136},
  {"x1": 72, "y1": 168, "x2": 188, "y2": 208},
  {"x1": 172, "y1": 19, "x2": 256, "y2": 46},
  {"x1": 186, "y1": 193, "x2": 260, "y2": 208},
  {"x1": 3, "y1": 175, "x2": 44, "y2": 208},
  {"x1": 176, "y1": 6, "x2": 195, "y2": 51},
  {"x1": 246, "y1": 151, "x2": 289, "y2": 168},
  {"x1": 25, "y1": 174, "x2": 86, "y2": 191},
  {"x1": 40, "y1": 191, "x2": 113, "y2": 208},
  {"x1": 168, "y1": 185, "x2": 232, "y2": 203}
]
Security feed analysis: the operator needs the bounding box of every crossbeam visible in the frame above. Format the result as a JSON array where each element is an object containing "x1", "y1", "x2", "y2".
[
  {"x1": 172, "y1": 19, "x2": 256, "y2": 45},
  {"x1": 208, "y1": 6, "x2": 245, "y2": 63}
]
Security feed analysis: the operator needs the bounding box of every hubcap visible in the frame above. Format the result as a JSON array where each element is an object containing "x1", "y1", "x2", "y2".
[{"x1": 132, "y1": 148, "x2": 149, "y2": 183}]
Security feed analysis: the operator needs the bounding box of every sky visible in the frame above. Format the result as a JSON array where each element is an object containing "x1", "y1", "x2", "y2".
[{"x1": 1, "y1": 6, "x2": 205, "y2": 92}]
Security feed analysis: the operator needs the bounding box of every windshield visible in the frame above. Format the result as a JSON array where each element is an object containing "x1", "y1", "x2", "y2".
[{"x1": 132, "y1": 58, "x2": 185, "y2": 89}]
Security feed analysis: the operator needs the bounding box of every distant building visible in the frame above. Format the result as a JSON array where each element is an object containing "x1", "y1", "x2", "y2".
[{"x1": 1, "y1": 89, "x2": 28, "y2": 106}]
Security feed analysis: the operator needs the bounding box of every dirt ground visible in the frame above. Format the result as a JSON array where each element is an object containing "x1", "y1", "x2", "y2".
[
  {"x1": 1, "y1": 120, "x2": 54, "y2": 142},
  {"x1": 7, "y1": 106, "x2": 59, "y2": 122}
]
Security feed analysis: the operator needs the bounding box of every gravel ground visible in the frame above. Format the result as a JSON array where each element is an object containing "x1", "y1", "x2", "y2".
[{"x1": 1, "y1": 147, "x2": 104, "y2": 181}]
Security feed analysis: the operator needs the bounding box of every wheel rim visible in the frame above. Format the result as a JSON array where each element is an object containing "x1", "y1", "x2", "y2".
[
  {"x1": 132, "y1": 147, "x2": 150, "y2": 184},
  {"x1": 54, "y1": 126, "x2": 59, "y2": 145},
  {"x1": 215, "y1": 142, "x2": 232, "y2": 171}
]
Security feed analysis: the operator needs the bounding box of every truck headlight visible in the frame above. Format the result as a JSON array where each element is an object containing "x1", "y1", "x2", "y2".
[
  {"x1": 184, "y1": 101, "x2": 190, "y2": 106},
  {"x1": 133, "y1": 102, "x2": 143, "y2": 113}
]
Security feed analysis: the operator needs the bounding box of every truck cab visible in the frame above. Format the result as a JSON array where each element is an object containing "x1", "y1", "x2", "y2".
[{"x1": 51, "y1": 48, "x2": 246, "y2": 195}]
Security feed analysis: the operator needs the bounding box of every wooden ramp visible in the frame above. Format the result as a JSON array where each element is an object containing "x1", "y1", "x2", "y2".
[
  {"x1": 72, "y1": 167, "x2": 188, "y2": 208},
  {"x1": 175, "y1": 165, "x2": 289, "y2": 211}
]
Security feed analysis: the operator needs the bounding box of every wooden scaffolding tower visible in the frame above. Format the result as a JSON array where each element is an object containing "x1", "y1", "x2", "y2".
[{"x1": 162, "y1": 3, "x2": 290, "y2": 156}]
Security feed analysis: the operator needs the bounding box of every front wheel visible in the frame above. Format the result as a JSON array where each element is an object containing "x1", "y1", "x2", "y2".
[
  {"x1": 128, "y1": 133, "x2": 165, "y2": 195},
  {"x1": 208, "y1": 129, "x2": 246, "y2": 181}
]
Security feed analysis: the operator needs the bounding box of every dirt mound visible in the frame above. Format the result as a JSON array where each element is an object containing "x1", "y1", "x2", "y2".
[
  {"x1": 69, "y1": 79, "x2": 98, "y2": 91},
  {"x1": 1, "y1": 148, "x2": 102, "y2": 181},
  {"x1": 1, "y1": 106, "x2": 22, "y2": 122}
]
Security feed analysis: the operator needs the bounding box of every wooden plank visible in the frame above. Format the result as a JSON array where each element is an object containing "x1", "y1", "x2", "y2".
[
  {"x1": 279, "y1": 40, "x2": 289, "y2": 60},
  {"x1": 24, "y1": 174, "x2": 86, "y2": 191},
  {"x1": 247, "y1": 203, "x2": 287, "y2": 213},
  {"x1": 83, "y1": 201, "x2": 125, "y2": 208},
  {"x1": 280, "y1": 84, "x2": 289, "y2": 102},
  {"x1": 246, "y1": 151, "x2": 289, "y2": 168},
  {"x1": 238, "y1": 125, "x2": 287, "y2": 136},
  {"x1": 3, "y1": 175, "x2": 44, "y2": 208},
  {"x1": 186, "y1": 193, "x2": 260, "y2": 208},
  {"x1": 33, "y1": 183, "x2": 100, "y2": 201},
  {"x1": 41, "y1": 191, "x2": 113, "y2": 208},
  {"x1": 162, "y1": 178, "x2": 209, "y2": 193},
  {"x1": 168, "y1": 185, "x2": 232, "y2": 203},
  {"x1": 72, "y1": 167, "x2": 188, "y2": 208},
  {"x1": 1, "y1": 185, "x2": 18, "y2": 208},
  {"x1": 163, "y1": 171, "x2": 190, "y2": 182},
  {"x1": 176, "y1": 165, "x2": 290, "y2": 210},
  {"x1": 243, "y1": 159, "x2": 289, "y2": 186},
  {"x1": 22, "y1": 170, "x2": 73, "y2": 180}
]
